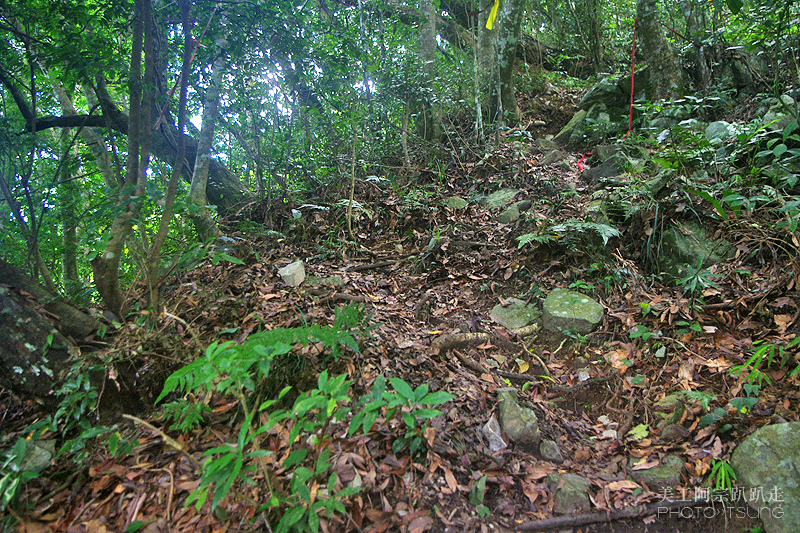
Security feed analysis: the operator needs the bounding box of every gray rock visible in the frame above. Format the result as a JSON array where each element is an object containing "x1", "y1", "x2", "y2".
[
  {"x1": 627, "y1": 454, "x2": 685, "y2": 492},
  {"x1": 497, "y1": 388, "x2": 540, "y2": 452},
  {"x1": 490, "y1": 298, "x2": 541, "y2": 330},
  {"x1": 730, "y1": 422, "x2": 800, "y2": 533},
  {"x1": 278, "y1": 260, "x2": 306, "y2": 287},
  {"x1": 579, "y1": 77, "x2": 625, "y2": 110},
  {"x1": 659, "y1": 219, "x2": 735, "y2": 278},
  {"x1": 546, "y1": 473, "x2": 592, "y2": 514},
  {"x1": 539, "y1": 439, "x2": 564, "y2": 464},
  {"x1": 659, "y1": 423, "x2": 689, "y2": 444},
  {"x1": 483, "y1": 188, "x2": 520, "y2": 210},
  {"x1": 481, "y1": 414, "x2": 508, "y2": 452},
  {"x1": 644, "y1": 169, "x2": 673, "y2": 196},
  {"x1": 443, "y1": 196, "x2": 468, "y2": 210},
  {"x1": 536, "y1": 138, "x2": 559, "y2": 150},
  {"x1": 542, "y1": 289, "x2": 604, "y2": 334},
  {"x1": 705, "y1": 121, "x2": 736, "y2": 145},
  {"x1": 540, "y1": 150, "x2": 569, "y2": 166},
  {"x1": 553, "y1": 110, "x2": 587, "y2": 145},
  {"x1": 497, "y1": 204, "x2": 520, "y2": 224},
  {"x1": 582, "y1": 157, "x2": 624, "y2": 182}
]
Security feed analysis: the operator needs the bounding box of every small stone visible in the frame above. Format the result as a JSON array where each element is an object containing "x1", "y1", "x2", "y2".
[
  {"x1": 497, "y1": 388, "x2": 540, "y2": 452},
  {"x1": 497, "y1": 204, "x2": 520, "y2": 224},
  {"x1": 546, "y1": 473, "x2": 592, "y2": 515},
  {"x1": 481, "y1": 414, "x2": 507, "y2": 452},
  {"x1": 540, "y1": 150, "x2": 568, "y2": 166},
  {"x1": 278, "y1": 260, "x2": 306, "y2": 287},
  {"x1": 627, "y1": 454, "x2": 685, "y2": 492},
  {"x1": 490, "y1": 298, "x2": 541, "y2": 330},
  {"x1": 443, "y1": 196, "x2": 468, "y2": 210},
  {"x1": 659, "y1": 424, "x2": 689, "y2": 444},
  {"x1": 483, "y1": 188, "x2": 520, "y2": 210},
  {"x1": 539, "y1": 439, "x2": 564, "y2": 463}
]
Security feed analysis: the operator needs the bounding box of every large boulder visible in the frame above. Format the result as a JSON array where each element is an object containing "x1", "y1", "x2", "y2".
[
  {"x1": 659, "y1": 219, "x2": 735, "y2": 278},
  {"x1": 542, "y1": 289, "x2": 604, "y2": 334},
  {"x1": 730, "y1": 422, "x2": 800, "y2": 533}
]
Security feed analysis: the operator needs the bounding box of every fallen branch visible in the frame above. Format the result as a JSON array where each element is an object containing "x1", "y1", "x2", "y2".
[{"x1": 512, "y1": 498, "x2": 712, "y2": 531}]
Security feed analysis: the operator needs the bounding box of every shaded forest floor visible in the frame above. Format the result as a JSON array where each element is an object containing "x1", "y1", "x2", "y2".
[{"x1": 3, "y1": 87, "x2": 799, "y2": 533}]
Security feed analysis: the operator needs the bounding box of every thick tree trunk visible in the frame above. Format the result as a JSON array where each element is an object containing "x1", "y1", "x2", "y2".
[
  {"x1": 0, "y1": 258, "x2": 98, "y2": 408},
  {"x1": 0, "y1": 259, "x2": 146, "y2": 415},
  {"x1": 0, "y1": 284, "x2": 78, "y2": 409},
  {"x1": 488, "y1": 0, "x2": 526, "y2": 125},
  {"x1": 636, "y1": 0, "x2": 683, "y2": 101},
  {"x1": 416, "y1": 0, "x2": 443, "y2": 142}
]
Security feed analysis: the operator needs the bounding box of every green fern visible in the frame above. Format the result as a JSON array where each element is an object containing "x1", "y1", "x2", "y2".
[
  {"x1": 156, "y1": 304, "x2": 371, "y2": 404},
  {"x1": 516, "y1": 232, "x2": 557, "y2": 248},
  {"x1": 517, "y1": 220, "x2": 620, "y2": 249},
  {"x1": 549, "y1": 220, "x2": 621, "y2": 245}
]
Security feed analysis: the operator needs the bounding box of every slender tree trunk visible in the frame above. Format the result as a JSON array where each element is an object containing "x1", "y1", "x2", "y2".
[
  {"x1": 636, "y1": 0, "x2": 683, "y2": 101},
  {"x1": 90, "y1": 0, "x2": 152, "y2": 318},
  {"x1": 679, "y1": 0, "x2": 710, "y2": 91},
  {"x1": 0, "y1": 169, "x2": 58, "y2": 293},
  {"x1": 58, "y1": 138, "x2": 80, "y2": 299},
  {"x1": 190, "y1": 35, "x2": 226, "y2": 243},
  {"x1": 145, "y1": 0, "x2": 190, "y2": 307}
]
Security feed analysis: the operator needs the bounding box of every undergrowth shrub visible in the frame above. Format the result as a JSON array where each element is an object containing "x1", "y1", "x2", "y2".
[{"x1": 155, "y1": 304, "x2": 454, "y2": 532}]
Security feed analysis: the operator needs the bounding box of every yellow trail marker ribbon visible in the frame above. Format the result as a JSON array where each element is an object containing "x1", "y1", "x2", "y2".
[{"x1": 486, "y1": 0, "x2": 500, "y2": 29}]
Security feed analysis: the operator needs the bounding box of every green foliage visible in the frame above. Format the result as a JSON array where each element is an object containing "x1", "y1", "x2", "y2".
[
  {"x1": 348, "y1": 375, "x2": 455, "y2": 455},
  {"x1": 709, "y1": 459, "x2": 737, "y2": 492},
  {"x1": 729, "y1": 337, "x2": 800, "y2": 386},
  {"x1": 160, "y1": 399, "x2": 211, "y2": 432},
  {"x1": 0, "y1": 438, "x2": 43, "y2": 513},
  {"x1": 629, "y1": 324, "x2": 652, "y2": 342},
  {"x1": 517, "y1": 219, "x2": 621, "y2": 250},
  {"x1": 156, "y1": 303, "x2": 372, "y2": 404},
  {"x1": 676, "y1": 260, "x2": 720, "y2": 296},
  {"x1": 154, "y1": 305, "x2": 411, "y2": 531},
  {"x1": 677, "y1": 390, "x2": 716, "y2": 411}
]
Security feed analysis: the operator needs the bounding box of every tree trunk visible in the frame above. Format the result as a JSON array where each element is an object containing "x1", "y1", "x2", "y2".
[
  {"x1": 488, "y1": 0, "x2": 526, "y2": 125},
  {"x1": 90, "y1": 0, "x2": 152, "y2": 318},
  {"x1": 416, "y1": 0, "x2": 443, "y2": 142},
  {"x1": 636, "y1": 0, "x2": 683, "y2": 101},
  {"x1": 679, "y1": 0, "x2": 711, "y2": 91},
  {"x1": 190, "y1": 36, "x2": 227, "y2": 243},
  {"x1": 59, "y1": 147, "x2": 81, "y2": 299},
  {"x1": 0, "y1": 259, "x2": 145, "y2": 415}
]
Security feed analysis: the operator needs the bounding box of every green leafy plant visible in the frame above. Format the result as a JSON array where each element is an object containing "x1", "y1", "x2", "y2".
[
  {"x1": 517, "y1": 219, "x2": 621, "y2": 250},
  {"x1": 569, "y1": 280, "x2": 595, "y2": 291},
  {"x1": 160, "y1": 399, "x2": 212, "y2": 432},
  {"x1": 349, "y1": 375, "x2": 454, "y2": 455},
  {"x1": 629, "y1": 324, "x2": 652, "y2": 342},
  {"x1": 678, "y1": 390, "x2": 716, "y2": 411},
  {"x1": 0, "y1": 438, "x2": 44, "y2": 513},
  {"x1": 469, "y1": 475, "x2": 490, "y2": 518},
  {"x1": 155, "y1": 305, "x2": 373, "y2": 529},
  {"x1": 709, "y1": 459, "x2": 737, "y2": 492},
  {"x1": 676, "y1": 259, "x2": 720, "y2": 296},
  {"x1": 729, "y1": 337, "x2": 800, "y2": 386}
]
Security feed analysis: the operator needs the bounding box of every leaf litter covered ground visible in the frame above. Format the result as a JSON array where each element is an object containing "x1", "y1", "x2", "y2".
[{"x1": 4, "y1": 126, "x2": 800, "y2": 533}]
